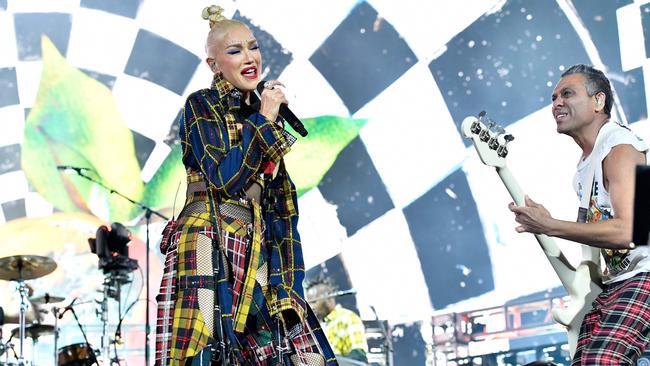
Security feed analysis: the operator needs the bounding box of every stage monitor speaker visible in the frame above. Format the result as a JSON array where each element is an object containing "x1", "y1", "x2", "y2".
[{"x1": 633, "y1": 165, "x2": 650, "y2": 246}]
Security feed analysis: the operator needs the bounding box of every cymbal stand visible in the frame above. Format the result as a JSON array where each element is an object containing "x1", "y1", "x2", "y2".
[
  {"x1": 16, "y1": 277, "x2": 28, "y2": 365},
  {"x1": 51, "y1": 306, "x2": 61, "y2": 366},
  {"x1": 0, "y1": 328, "x2": 6, "y2": 363},
  {"x1": 1, "y1": 335, "x2": 18, "y2": 365}
]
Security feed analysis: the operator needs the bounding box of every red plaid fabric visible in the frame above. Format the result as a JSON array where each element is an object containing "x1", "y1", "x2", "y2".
[
  {"x1": 155, "y1": 231, "x2": 178, "y2": 365},
  {"x1": 222, "y1": 230, "x2": 248, "y2": 317},
  {"x1": 159, "y1": 219, "x2": 178, "y2": 254},
  {"x1": 572, "y1": 271, "x2": 650, "y2": 365}
]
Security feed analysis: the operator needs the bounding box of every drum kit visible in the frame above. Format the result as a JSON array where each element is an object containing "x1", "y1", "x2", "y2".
[{"x1": 0, "y1": 255, "x2": 97, "y2": 366}]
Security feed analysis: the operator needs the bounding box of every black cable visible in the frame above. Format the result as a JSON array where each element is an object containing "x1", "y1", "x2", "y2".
[
  {"x1": 106, "y1": 264, "x2": 144, "y2": 366},
  {"x1": 121, "y1": 271, "x2": 134, "y2": 318},
  {"x1": 67, "y1": 304, "x2": 99, "y2": 366},
  {"x1": 112, "y1": 335, "x2": 120, "y2": 365},
  {"x1": 114, "y1": 265, "x2": 144, "y2": 343}
]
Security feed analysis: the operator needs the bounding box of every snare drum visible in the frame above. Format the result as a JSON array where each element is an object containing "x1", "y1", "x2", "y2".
[{"x1": 57, "y1": 343, "x2": 95, "y2": 366}]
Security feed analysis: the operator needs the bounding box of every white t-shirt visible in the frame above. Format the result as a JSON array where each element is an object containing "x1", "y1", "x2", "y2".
[{"x1": 573, "y1": 121, "x2": 649, "y2": 284}]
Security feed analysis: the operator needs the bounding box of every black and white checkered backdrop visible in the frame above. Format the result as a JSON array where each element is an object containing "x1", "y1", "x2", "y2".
[{"x1": 0, "y1": 0, "x2": 649, "y2": 364}]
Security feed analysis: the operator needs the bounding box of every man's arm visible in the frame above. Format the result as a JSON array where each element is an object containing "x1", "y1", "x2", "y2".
[{"x1": 509, "y1": 144, "x2": 646, "y2": 249}]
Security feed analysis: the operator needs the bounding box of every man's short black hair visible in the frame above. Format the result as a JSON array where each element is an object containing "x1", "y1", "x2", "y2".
[
  {"x1": 305, "y1": 273, "x2": 336, "y2": 291},
  {"x1": 561, "y1": 64, "x2": 613, "y2": 118}
]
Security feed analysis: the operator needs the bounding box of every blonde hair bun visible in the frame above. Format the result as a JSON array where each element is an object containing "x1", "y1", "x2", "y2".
[{"x1": 201, "y1": 5, "x2": 226, "y2": 29}]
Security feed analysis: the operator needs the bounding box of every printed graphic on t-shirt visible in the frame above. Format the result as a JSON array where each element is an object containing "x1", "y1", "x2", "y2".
[{"x1": 588, "y1": 197, "x2": 630, "y2": 276}]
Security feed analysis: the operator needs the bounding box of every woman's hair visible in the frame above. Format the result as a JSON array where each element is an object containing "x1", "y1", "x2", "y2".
[{"x1": 202, "y1": 5, "x2": 248, "y2": 52}]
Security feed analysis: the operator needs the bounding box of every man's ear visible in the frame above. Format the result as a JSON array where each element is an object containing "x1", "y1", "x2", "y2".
[{"x1": 596, "y1": 92, "x2": 605, "y2": 109}]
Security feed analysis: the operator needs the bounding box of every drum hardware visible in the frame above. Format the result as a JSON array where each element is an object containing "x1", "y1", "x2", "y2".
[
  {"x1": 0, "y1": 255, "x2": 57, "y2": 282},
  {"x1": 57, "y1": 343, "x2": 95, "y2": 366},
  {"x1": 10, "y1": 324, "x2": 55, "y2": 340},
  {"x1": 0, "y1": 329, "x2": 14, "y2": 363},
  {"x1": 29, "y1": 294, "x2": 65, "y2": 305},
  {"x1": 58, "y1": 298, "x2": 99, "y2": 366},
  {"x1": 10, "y1": 324, "x2": 54, "y2": 364},
  {"x1": 0, "y1": 255, "x2": 57, "y2": 366},
  {"x1": 52, "y1": 306, "x2": 61, "y2": 366},
  {"x1": 0, "y1": 338, "x2": 18, "y2": 365}
]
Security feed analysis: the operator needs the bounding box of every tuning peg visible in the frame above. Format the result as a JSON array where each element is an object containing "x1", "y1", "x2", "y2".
[
  {"x1": 479, "y1": 127, "x2": 491, "y2": 142},
  {"x1": 470, "y1": 119, "x2": 483, "y2": 135},
  {"x1": 497, "y1": 133, "x2": 514, "y2": 157}
]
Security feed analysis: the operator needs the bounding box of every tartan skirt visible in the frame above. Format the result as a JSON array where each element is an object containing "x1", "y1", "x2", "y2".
[
  {"x1": 572, "y1": 271, "x2": 650, "y2": 365},
  {"x1": 155, "y1": 194, "x2": 327, "y2": 366}
]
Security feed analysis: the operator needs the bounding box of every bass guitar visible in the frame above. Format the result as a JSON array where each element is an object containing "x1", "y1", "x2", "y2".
[{"x1": 460, "y1": 112, "x2": 602, "y2": 357}]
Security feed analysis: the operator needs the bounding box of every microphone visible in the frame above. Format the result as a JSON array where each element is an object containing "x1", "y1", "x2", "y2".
[
  {"x1": 56, "y1": 165, "x2": 91, "y2": 174},
  {"x1": 256, "y1": 80, "x2": 308, "y2": 137},
  {"x1": 58, "y1": 298, "x2": 77, "y2": 319}
]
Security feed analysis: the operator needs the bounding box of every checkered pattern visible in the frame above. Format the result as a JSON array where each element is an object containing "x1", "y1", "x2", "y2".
[
  {"x1": 572, "y1": 272, "x2": 650, "y2": 365},
  {"x1": 2, "y1": 1, "x2": 650, "y2": 363}
]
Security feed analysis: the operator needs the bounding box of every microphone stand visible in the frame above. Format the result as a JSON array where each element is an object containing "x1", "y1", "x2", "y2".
[{"x1": 61, "y1": 168, "x2": 168, "y2": 365}]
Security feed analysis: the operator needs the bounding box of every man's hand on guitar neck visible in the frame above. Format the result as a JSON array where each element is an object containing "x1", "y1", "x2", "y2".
[{"x1": 508, "y1": 195, "x2": 554, "y2": 235}]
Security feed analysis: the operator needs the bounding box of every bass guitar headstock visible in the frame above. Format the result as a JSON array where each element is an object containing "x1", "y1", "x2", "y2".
[{"x1": 461, "y1": 111, "x2": 514, "y2": 168}]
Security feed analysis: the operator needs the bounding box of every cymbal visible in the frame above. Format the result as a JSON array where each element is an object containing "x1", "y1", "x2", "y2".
[
  {"x1": 0, "y1": 255, "x2": 57, "y2": 281},
  {"x1": 11, "y1": 324, "x2": 55, "y2": 339},
  {"x1": 30, "y1": 293, "x2": 65, "y2": 305}
]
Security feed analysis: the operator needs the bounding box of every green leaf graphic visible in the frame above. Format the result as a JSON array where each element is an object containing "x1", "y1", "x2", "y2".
[
  {"x1": 21, "y1": 36, "x2": 367, "y2": 221},
  {"x1": 283, "y1": 115, "x2": 367, "y2": 197},
  {"x1": 21, "y1": 36, "x2": 143, "y2": 222}
]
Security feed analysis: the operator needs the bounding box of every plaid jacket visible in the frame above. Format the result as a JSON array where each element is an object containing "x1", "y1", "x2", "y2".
[
  {"x1": 156, "y1": 74, "x2": 333, "y2": 365},
  {"x1": 180, "y1": 74, "x2": 307, "y2": 320}
]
